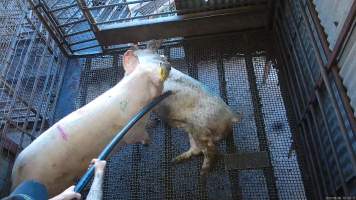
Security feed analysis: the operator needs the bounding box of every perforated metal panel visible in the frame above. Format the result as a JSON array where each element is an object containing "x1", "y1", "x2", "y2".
[{"x1": 75, "y1": 33, "x2": 308, "y2": 200}]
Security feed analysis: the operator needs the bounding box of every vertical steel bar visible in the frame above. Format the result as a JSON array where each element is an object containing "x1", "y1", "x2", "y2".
[
  {"x1": 299, "y1": 122, "x2": 323, "y2": 199},
  {"x1": 20, "y1": 35, "x2": 50, "y2": 133},
  {"x1": 277, "y1": 16, "x2": 313, "y2": 99},
  {"x1": 30, "y1": 50, "x2": 57, "y2": 135},
  {"x1": 314, "y1": 91, "x2": 349, "y2": 194},
  {"x1": 310, "y1": 105, "x2": 348, "y2": 194},
  {"x1": 2, "y1": 29, "x2": 37, "y2": 136},
  {"x1": 305, "y1": 0, "x2": 331, "y2": 57},
  {"x1": 293, "y1": 0, "x2": 356, "y2": 168},
  {"x1": 283, "y1": 3, "x2": 315, "y2": 84},
  {"x1": 217, "y1": 51, "x2": 242, "y2": 200},
  {"x1": 304, "y1": 112, "x2": 329, "y2": 196},
  {"x1": 39, "y1": 57, "x2": 63, "y2": 132},
  {"x1": 245, "y1": 53, "x2": 279, "y2": 199},
  {"x1": 276, "y1": 20, "x2": 308, "y2": 110}
]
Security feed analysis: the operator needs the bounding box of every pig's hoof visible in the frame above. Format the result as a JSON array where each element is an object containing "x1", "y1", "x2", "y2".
[
  {"x1": 142, "y1": 138, "x2": 151, "y2": 146},
  {"x1": 200, "y1": 168, "x2": 210, "y2": 177},
  {"x1": 171, "y1": 157, "x2": 182, "y2": 164}
]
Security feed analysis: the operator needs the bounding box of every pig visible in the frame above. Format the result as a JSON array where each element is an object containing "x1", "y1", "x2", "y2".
[
  {"x1": 11, "y1": 48, "x2": 171, "y2": 197},
  {"x1": 132, "y1": 40, "x2": 242, "y2": 176}
]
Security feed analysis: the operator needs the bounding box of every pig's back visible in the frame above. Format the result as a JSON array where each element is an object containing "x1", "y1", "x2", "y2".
[{"x1": 159, "y1": 68, "x2": 234, "y2": 128}]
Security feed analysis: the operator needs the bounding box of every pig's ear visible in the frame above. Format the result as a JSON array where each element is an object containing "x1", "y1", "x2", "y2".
[{"x1": 123, "y1": 50, "x2": 139, "y2": 74}]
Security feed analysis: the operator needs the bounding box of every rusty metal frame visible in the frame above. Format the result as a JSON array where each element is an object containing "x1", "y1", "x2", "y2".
[{"x1": 274, "y1": 0, "x2": 356, "y2": 195}]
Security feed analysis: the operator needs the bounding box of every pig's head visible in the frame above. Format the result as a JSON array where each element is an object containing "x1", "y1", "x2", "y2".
[{"x1": 123, "y1": 47, "x2": 171, "y2": 89}]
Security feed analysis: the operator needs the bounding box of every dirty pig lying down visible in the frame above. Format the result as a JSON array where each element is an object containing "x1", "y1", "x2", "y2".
[{"x1": 11, "y1": 48, "x2": 171, "y2": 197}]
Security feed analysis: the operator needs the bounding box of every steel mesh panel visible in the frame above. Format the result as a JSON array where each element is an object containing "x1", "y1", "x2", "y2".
[
  {"x1": 252, "y1": 55, "x2": 306, "y2": 199},
  {"x1": 73, "y1": 35, "x2": 307, "y2": 199}
]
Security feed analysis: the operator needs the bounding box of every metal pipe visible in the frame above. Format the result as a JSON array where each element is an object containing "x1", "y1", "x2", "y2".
[{"x1": 74, "y1": 91, "x2": 172, "y2": 193}]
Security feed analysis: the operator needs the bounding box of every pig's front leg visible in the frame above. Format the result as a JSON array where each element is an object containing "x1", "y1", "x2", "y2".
[{"x1": 172, "y1": 133, "x2": 202, "y2": 163}]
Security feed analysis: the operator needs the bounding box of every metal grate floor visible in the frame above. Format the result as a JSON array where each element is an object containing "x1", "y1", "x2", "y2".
[{"x1": 76, "y1": 33, "x2": 307, "y2": 200}]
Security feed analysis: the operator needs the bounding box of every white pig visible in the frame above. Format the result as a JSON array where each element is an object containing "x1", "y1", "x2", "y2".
[
  {"x1": 133, "y1": 41, "x2": 242, "y2": 176},
  {"x1": 11, "y1": 48, "x2": 170, "y2": 196}
]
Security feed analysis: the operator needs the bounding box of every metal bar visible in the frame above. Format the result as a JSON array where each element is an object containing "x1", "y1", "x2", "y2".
[
  {"x1": 305, "y1": 0, "x2": 331, "y2": 57},
  {"x1": 76, "y1": 0, "x2": 99, "y2": 32},
  {"x1": 286, "y1": 0, "x2": 356, "y2": 132},
  {"x1": 291, "y1": 0, "x2": 356, "y2": 171},
  {"x1": 1, "y1": 31, "x2": 37, "y2": 138},
  {"x1": 95, "y1": 11, "x2": 176, "y2": 26},
  {"x1": 64, "y1": 29, "x2": 91, "y2": 37},
  {"x1": 276, "y1": 20, "x2": 308, "y2": 109},
  {"x1": 314, "y1": 91, "x2": 350, "y2": 194},
  {"x1": 326, "y1": 1, "x2": 356, "y2": 70},
  {"x1": 309, "y1": 105, "x2": 347, "y2": 194},
  {"x1": 72, "y1": 44, "x2": 101, "y2": 52},
  {"x1": 70, "y1": 38, "x2": 96, "y2": 47},
  {"x1": 97, "y1": 5, "x2": 267, "y2": 45},
  {"x1": 49, "y1": 3, "x2": 77, "y2": 12},
  {"x1": 30, "y1": 50, "x2": 57, "y2": 135},
  {"x1": 217, "y1": 50, "x2": 242, "y2": 200},
  {"x1": 331, "y1": 67, "x2": 356, "y2": 132},
  {"x1": 58, "y1": 18, "x2": 87, "y2": 28},
  {"x1": 79, "y1": 58, "x2": 91, "y2": 106},
  {"x1": 4, "y1": 116, "x2": 36, "y2": 141},
  {"x1": 283, "y1": 4, "x2": 315, "y2": 84},
  {"x1": 88, "y1": 0, "x2": 154, "y2": 10},
  {"x1": 297, "y1": 0, "x2": 356, "y2": 133},
  {"x1": 49, "y1": 58, "x2": 66, "y2": 124},
  {"x1": 245, "y1": 53, "x2": 279, "y2": 199},
  {"x1": 274, "y1": 23, "x2": 315, "y2": 199},
  {"x1": 299, "y1": 122, "x2": 323, "y2": 199},
  {"x1": 27, "y1": 0, "x2": 71, "y2": 55},
  {"x1": 39, "y1": 1, "x2": 72, "y2": 50},
  {"x1": 304, "y1": 112, "x2": 329, "y2": 196},
  {"x1": 20, "y1": 35, "x2": 50, "y2": 137},
  {"x1": 39, "y1": 61, "x2": 60, "y2": 132}
]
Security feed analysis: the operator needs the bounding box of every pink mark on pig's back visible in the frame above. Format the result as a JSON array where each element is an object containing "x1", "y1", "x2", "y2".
[{"x1": 57, "y1": 125, "x2": 69, "y2": 141}]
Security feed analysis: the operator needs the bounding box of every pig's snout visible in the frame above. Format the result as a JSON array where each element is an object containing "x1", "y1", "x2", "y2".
[{"x1": 159, "y1": 62, "x2": 171, "y2": 81}]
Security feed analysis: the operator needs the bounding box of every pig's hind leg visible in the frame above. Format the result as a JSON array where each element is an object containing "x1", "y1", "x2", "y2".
[
  {"x1": 199, "y1": 135, "x2": 217, "y2": 176},
  {"x1": 171, "y1": 133, "x2": 202, "y2": 163}
]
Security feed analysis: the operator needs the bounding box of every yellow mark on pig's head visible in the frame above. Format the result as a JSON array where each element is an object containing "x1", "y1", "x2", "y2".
[{"x1": 158, "y1": 62, "x2": 170, "y2": 82}]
